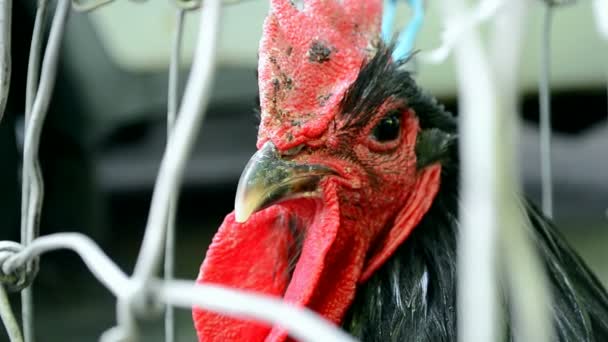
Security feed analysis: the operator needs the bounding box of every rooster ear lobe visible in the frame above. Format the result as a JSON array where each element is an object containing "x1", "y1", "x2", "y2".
[{"x1": 359, "y1": 164, "x2": 442, "y2": 282}]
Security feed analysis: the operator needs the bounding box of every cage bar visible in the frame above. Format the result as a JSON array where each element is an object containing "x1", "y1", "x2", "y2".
[
  {"x1": 491, "y1": 2, "x2": 553, "y2": 341},
  {"x1": 0, "y1": 284, "x2": 22, "y2": 342},
  {"x1": 539, "y1": 5, "x2": 554, "y2": 218},
  {"x1": 436, "y1": 0, "x2": 501, "y2": 339},
  {"x1": 164, "y1": 7, "x2": 187, "y2": 342},
  {"x1": 0, "y1": 0, "x2": 11, "y2": 125},
  {"x1": 434, "y1": 0, "x2": 552, "y2": 341}
]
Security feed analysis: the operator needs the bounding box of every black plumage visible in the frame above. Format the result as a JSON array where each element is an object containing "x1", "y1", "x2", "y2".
[{"x1": 342, "y1": 46, "x2": 608, "y2": 342}]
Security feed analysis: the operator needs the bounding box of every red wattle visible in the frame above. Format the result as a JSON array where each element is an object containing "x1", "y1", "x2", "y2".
[
  {"x1": 194, "y1": 183, "x2": 353, "y2": 342},
  {"x1": 266, "y1": 183, "x2": 370, "y2": 340},
  {"x1": 193, "y1": 206, "x2": 297, "y2": 341}
]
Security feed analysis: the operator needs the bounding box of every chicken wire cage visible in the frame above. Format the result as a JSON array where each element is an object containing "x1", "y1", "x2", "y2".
[{"x1": 0, "y1": 0, "x2": 607, "y2": 341}]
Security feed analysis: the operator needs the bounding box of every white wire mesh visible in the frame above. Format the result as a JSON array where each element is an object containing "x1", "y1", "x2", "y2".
[
  {"x1": 0, "y1": 0, "x2": 604, "y2": 341},
  {"x1": 0, "y1": 283, "x2": 22, "y2": 342},
  {"x1": 437, "y1": 0, "x2": 502, "y2": 338},
  {"x1": 539, "y1": 5, "x2": 555, "y2": 219},
  {"x1": 0, "y1": 0, "x2": 10, "y2": 125}
]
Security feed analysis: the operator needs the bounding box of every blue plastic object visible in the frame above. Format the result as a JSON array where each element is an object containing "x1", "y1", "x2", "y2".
[{"x1": 382, "y1": 0, "x2": 425, "y2": 61}]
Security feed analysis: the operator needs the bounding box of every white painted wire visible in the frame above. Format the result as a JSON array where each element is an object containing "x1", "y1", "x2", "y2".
[
  {"x1": 0, "y1": 285, "x2": 23, "y2": 342},
  {"x1": 2, "y1": 234, "x2": 131, "y2": 298},
  {"x1": 421, "y1": 0, "x2": 505, "y2": 64},
  {"x1": 22, "y1": 0, "x2": 48, "y2": 238},
  {"x1": 71, "y1": 0, "x2": 115, "y2": 12},
  {"x1": 170, "y1": 0, "x2": 255, "y2": 10},
  {"x1": 132, "y1": 0, "x2": 220, "y2": 284},
  {"x1": 119, "y1": 0, "x2": 220, "y2": 339},
  {"x1": 539, "y1": 5, "x2": 554, "y2": 218},
  {"x1": 490, "y1": 1, "x2": 553, "y2": 342},
  {"x1": 71, "y1": 0, "x2": 152, "y2": 12},
  {"x1": 19, "y1": 2, "x2": 70, "y2": 342},
  {"x1": 71, "y1": 0, "x2": 252, "y2": 12},
  {"x1": 164, "y1": 7, "x2": 186, "y2": 342},
  {"x1": 0, "y1": 232, "x2": 355, "y2": 342},
  {"x1": 440, "y1": 0, "x2": 553, "y2": 340},
  {"x1": 22, "y1": 0, "x2": 70, "y2": 256},
  {"x1": 437, "y1": 0, "x2": 501, "y2": 340},
  {"x1": 156, "y1": 280, "x2": 356, "y2": 342},
  {"x1": 21, "y1": 2, "x2": 48, "y2": 342},
  {"x1": 0, "y1": 0, "x2": 11, "y2": 125}
]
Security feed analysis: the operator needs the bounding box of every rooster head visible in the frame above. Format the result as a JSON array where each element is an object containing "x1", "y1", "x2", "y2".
[{"x1": 193, "y1": 1, "x2": 450, "y2": 340}]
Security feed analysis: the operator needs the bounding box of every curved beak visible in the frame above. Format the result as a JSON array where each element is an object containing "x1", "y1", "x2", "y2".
[{"x1": 234, "y1": 141, "x2": 335, "y2": 223}]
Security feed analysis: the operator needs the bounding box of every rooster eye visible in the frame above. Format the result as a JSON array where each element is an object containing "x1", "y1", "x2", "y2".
[{"x1": 371, "y1": 111, "x2": 401, "y2": 142}]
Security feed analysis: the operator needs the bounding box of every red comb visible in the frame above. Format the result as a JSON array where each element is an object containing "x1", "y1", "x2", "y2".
[{"x1": 257, "y1": 0, "x2": 383, "y2": 150}]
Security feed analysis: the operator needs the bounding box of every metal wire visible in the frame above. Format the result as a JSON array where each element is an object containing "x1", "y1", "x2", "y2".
[
  {"x1": 433, "y1": 1, "x2": 553, "y2": 341},
  {"x1": 71, "y1": 0, "x2": 252, "y2": 12},
  {"x1": 132, "y1": 0, "x2": 220, "y2": 288},
  {"x1": 0, "y1": 232, "x2": 356, "y2": 342},
  {"x1": 112, "y1": 0, "x2": 222, "y2": 339},
  {"x1": 436, "y1": 1, "x2": 546, "y2": 342},
  {"x1": 172, "y1": 0, "x2": 200, "y2": 10},
  {"x1": 421, "y1": 0, "x2": 504, "y2": 64},
  {"x1": 539, "y1": 5, "x2": 554, "y2": 218},
  {"x1": 538, "y1": 0, "x2": 581, "y2": 221},
  {"x1": 0, "y1": 242, "x2": 28, "y2": 292},
  {"x1": 434, "y1": 2, "x2": 501, "y2": 341},
  {"x1": 541, "y1": 0, "x2": 577, "y2": 6},
  {"x1": 0, "y1": 285, "x2": 23, "y2": 342},
  {"x1": 3, "y1": 234, "x2": 131, "y2": 298},
  {"x1": 156, "y1": 280, "x2": 356, "y2": 342},
  {"x1": 23, "y1": 0, "x2": 48, "y2": 237},
  {"x1": 21, "y1": 0, "x2": 70, "y2": 266},
  {"x1": 491, "y1": 2, "x2": 553, "y2": 341},
  {"x1": 436, "y1": 1, "x2": 554, "y2": 340},
  {"x1": 20, "y1": 2, "x2": 49, "y2": 341},
  {"x1": 71, "y1": 0, "x2": 115, "y2": 12},
  {"x1": 71, "y1": 0, "x2": 152, "y2": 12},
  {"x1": 171, "y1": 0, "x2": 255, "y2": 10},
  {"x1": 19, "y1": 2, "x2": 70, "y2": 341},
  {"x1": 0, "y1": 0, "x2": 11, "y2": 126},
  {"x1": 163, "y1": 7, "x2": 186, "y2": 342}
]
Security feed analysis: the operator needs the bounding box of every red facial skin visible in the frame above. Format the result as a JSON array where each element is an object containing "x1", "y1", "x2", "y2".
[
  {"x1": 193, "y1": 105, "x2": 442, "y2": 341},
  {"x1": 193, "y1": 1, "x2": 442, "y2": 341}
]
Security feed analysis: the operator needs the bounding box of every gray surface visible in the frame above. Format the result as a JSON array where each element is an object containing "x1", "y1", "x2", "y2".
[{"x1": 98, "y1": 112, "x2": 257, "y2": 191}]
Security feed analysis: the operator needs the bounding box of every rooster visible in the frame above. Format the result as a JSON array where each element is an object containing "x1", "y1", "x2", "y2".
[{"x1": 192, "y1": 0, "x2": 608, "y2": 341}]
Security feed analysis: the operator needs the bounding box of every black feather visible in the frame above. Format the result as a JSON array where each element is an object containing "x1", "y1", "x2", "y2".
[{"x1": 342, "y1": 45, "x2": 608, "y2": 341}]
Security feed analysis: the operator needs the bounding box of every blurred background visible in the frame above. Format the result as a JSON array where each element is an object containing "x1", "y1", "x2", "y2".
[{"x1": 0, "y1": 0, "x2": 607, "y2": 340}]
